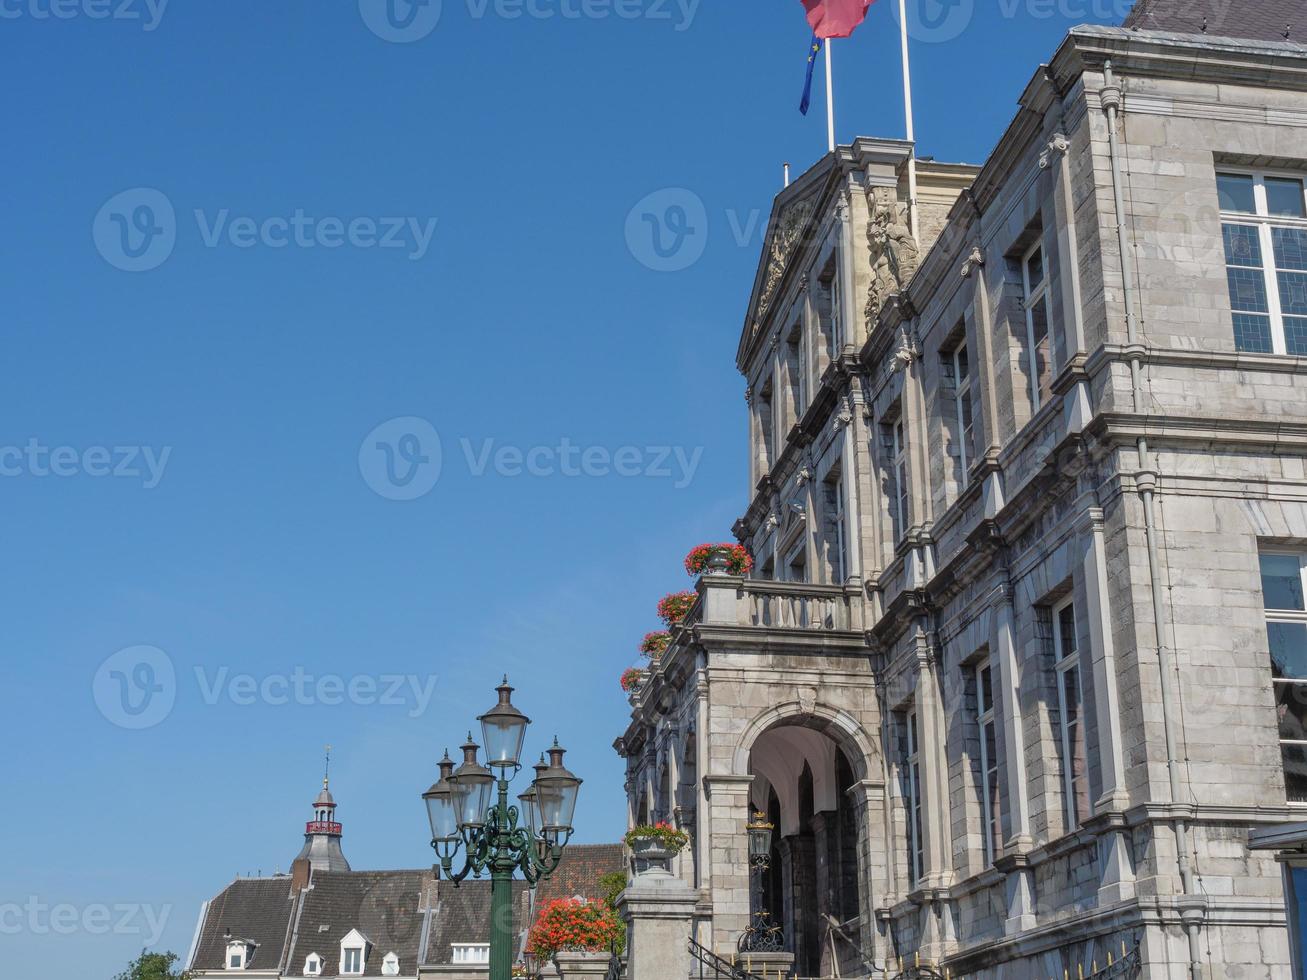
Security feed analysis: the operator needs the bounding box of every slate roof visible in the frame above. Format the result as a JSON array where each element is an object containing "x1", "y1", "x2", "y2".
[
  {"x1": 533, "y1": 844, "x2": 625, "y2": 908},
  {"x1": 190, "y1": 846, "x2": 625, "y2": 975},
  {"x1": 1124, "y1": 0, "x2": 1307, "y2": 43},
  {"x1": 424, "y1": 879, "x2": 531, "y2": 965},
  {"x1": 284, "y1": 869, "x2": 435, "y2": 978},
  {"x1": 191, "y1": 877, "x2": 297, "y2": 973}
]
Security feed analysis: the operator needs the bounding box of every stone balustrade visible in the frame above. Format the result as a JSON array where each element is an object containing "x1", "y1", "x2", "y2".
[{"x1": 697, "y1": 575, "x2": 865, "y2": 633}]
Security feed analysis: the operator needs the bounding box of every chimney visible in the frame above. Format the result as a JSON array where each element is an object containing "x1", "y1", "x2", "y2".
[{"x1": 290, "y1": 857, "x2": 312, "y2": 893}]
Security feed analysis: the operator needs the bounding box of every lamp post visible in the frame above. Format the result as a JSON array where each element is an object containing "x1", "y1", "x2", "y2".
[
  {"x1": 740, "y1": 812, "x2": 783, "y2": 954},
  {"x1": 422, "y1": 677, "x2": 581, "y2": 980}
]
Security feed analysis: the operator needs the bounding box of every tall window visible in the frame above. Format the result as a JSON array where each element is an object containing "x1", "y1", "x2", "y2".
[
  {"x1": 822, "y1": 471, "x2": 847, "y2": 585},
  {"x1": 757, "y1": 379, "x2": 774, "y2": 473},
  {"x1": 827, "y1": 267, "x2": 844, "y2": 356},
  {"x1": 904, "y1": 709, "x2": 924, "y2": 883},
  {"x1": 881, "y1": 417, "x2": 909, "y2": 542},
  {"x1": 1053, "y1": 598, "x2": 1089, "y2": 830},
  {"x1": 1219, "y1": 172, "x2": 1307, "y2": 355},
  {"x1": 976, "y1": 660, "x2": 1001, "y2": 865},
  {"x1": 785, "y1": 324, "x2": 806, "y2": 425},
  {"x1": 942, "y1": 342, "x2": 975, "y2": 483},
  {"x1": 1262, "y1": 552, "x2": 1307, "y2": 803},
  {"x1": 1022, "y1": 241, "x2": 1053, "y2": 412},
  {"x1": 342, "y1": 947, "x2": 363, "y2": 975}
]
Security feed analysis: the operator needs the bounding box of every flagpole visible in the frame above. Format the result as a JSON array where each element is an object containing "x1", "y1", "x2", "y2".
[
  {"x1": 897, "y1": 0, "x2": 919, "y2": 239},
  {"x1": 824, "y1": 38, "x2": 836, "y2": 153}
]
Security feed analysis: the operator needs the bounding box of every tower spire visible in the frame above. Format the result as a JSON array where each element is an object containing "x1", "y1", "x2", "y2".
[{"x1": 293, "y1": 746, "x2": 350, "y2": 873}]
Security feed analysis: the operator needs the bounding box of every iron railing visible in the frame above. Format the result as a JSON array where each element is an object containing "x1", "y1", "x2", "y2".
[{"x1": 689, "y1": 938, "x2": 772, "y2": 980}]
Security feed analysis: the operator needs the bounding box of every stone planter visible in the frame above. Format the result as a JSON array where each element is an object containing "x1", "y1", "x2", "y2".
[
  {"x1": 629, "y1": 838, "x2": 676, "y2": 876},
  {"x1": 552, "y1": 950, "x2": 613, "y2": 979}
]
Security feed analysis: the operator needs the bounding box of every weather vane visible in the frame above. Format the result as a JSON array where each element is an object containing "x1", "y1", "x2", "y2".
[{"x1": 324, "y1": 744, "x2": 332, "y2": 788}]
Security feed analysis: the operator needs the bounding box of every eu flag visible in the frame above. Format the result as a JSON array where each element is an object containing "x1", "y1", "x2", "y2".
[{"x1": 800, "y1": 33, "x2": 823, "y2": 115}]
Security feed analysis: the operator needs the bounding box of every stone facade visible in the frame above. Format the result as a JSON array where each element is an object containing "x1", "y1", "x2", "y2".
[{"x1": 615, "y1": 22, "x2": 1307, "y2": 980}]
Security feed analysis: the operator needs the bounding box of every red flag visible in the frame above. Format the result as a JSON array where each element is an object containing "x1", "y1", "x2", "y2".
[{"x1": 801, "y1": 0, "x2": 874, "y2": 39}]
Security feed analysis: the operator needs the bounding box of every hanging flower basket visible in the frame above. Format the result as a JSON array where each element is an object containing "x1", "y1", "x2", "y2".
[
  {"x1": 657, "y1": 591, "x2": 697, "y2": 626},
  {"x1": 620, "y1": 667, "x2": 643, "y2": 693},
  {"x1": 640, "y1": 631, "x2": 671, "y2": 658},
  {"x1": 526, "y1": 899, "x2": 624, "y2": 963},
  {"x1": 684, "y1": 543, "x2": 754, "y2": 577}
]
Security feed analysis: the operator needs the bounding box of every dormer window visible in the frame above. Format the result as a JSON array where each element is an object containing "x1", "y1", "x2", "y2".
[
  {"x1": 304, "y1": 953, "x2": 322, "y2": 976},
  {"x1": 382, "y1": 951, "x2": 400, "y2": 976},
  {"x1": 452, "y1": 943, "x2": 490, "y2": 964},
  {"x1": 225, "y1": 939, "x2": 254, "y2": 970},
  {"x1": 340, "y1": 928, "x2": 370, "y2": 976}
]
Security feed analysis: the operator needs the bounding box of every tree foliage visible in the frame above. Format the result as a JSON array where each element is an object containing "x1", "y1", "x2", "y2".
[{"x1": 113, "y1": 949, "x2": 189, "y2": 980}]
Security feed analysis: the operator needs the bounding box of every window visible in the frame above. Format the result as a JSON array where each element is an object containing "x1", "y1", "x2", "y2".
[
  {"x1": 452, "y1": 944, "x2": 491, "y2": 964},
  {"x1": 1053, "y1": 598, "x2": 1089, "y2": 830},
  {"x1": 903, "y1": 709, "x2": 924, "y2": 884},
  {"x1": 226, "y1": 941, "x2": 251, "y2": 971},
  {"x1": 1021, "y1": 241, "x2": 1053, "y2": 411},
  {"x1": 881, "y1": 417, "x2": 909, "y2": 542},
  {"x1": 976, "y1": 660, "x2": 1001, "y2": 865},
  {"x1": 942, "y1": 342, "x2": 975, "y2": 483},
  {"x1": 825, "y1": 267, "x2": 844, "y2": 357},
  {"x1": 339, "y1": 929, "x2": 368, "y2": 976},
  {"x1": 822, "y1": 470, "x2": 847, "y2": 585},
  {"x1": 1262, "y1": 552, "x2": 1307, "y2": 802},
  {"x1": 382, "y1": 952, "x2": 400, "y2": 976},
  {"x1": 304, "y1": 953, "x2": 322, "y2": 976},
  {"x1": 786, "y1": 321, "x2": 806, "y2": 423},
  {"x1": 757, "y1": 378, "x2": 774, "y2": 473},
  {"x1": 1219, "y1": 171, "x2": 1307, "y2": 355},
  {"x1": 785, "y1": 540, "x2": 807, "y2": 584}
]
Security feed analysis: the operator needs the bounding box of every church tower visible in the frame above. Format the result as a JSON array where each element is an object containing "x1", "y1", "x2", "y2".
[{"x1": 293, "y1": 747, "x2": 350, "y2": 873}]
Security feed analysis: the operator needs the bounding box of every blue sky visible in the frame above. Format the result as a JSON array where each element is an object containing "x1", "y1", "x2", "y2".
[{"x1": 0, "y1": 0, "x2": 1136, "y2": 975}]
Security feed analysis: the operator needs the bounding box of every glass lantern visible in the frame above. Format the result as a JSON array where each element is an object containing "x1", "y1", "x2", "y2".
[
  {"x1": 478, "y1": 677, "x2": 531, "y2": 771},
  {"x1": 451, "y1": 733, "x2": 495, "y2": 830}
]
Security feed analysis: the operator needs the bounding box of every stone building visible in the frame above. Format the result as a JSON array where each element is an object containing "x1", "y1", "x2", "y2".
[
  {"x1": 615, "y1": 3, "x2": 1307, "y2": 976},
  {"x1": 185, "y1": 777, "x2": 623, "y2": 979}
]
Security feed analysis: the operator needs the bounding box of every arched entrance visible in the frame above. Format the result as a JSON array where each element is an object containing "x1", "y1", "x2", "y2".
[{"x1": 747, "y1": 724, "x2": 864, "y2": 977}]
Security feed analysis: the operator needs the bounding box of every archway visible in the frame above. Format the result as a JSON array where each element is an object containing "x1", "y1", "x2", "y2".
[{"x1": 747, "y1": 723, "x2": 864, "y2": 977}]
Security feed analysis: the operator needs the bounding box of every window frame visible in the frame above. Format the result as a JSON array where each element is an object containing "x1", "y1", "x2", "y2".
[
  {"x1": 1052, "y1": 596, "x2": 1089, "y2": 831},
  {"x1": 882, "y1": 417, "x2": 909, "y2": 542},
  {"x1": 1218, "y1": 168, "x2": 1307, "y2": 356},
  {"x1": 1021, "y1": 239, "x2": 1053, "y2": 412},
  {"x1": 452, "y1": 943, "x2": 491, "y2": 965},
  {"x1": 1263, "y1": 550, "x2": 1307, "y2": 805},
  {"x1": 822, "y1": 468, "x2": 847, "y2": 585},
  {"x1": 226, "y1": 941, "x2": 250, "y2": 971},
  {"x1": 829, "y1": 265, "x2": 844, "y2": 355},
  {"x1": 976, "y1": 659, "x2": 1001, "y2": 866},
  {"x1": 341, "y1": 945, "x2": 364, "y2": 976},
  {"x1": 944, "y1": 342, "x2": 975, "y2": 482},
  {"x1": 904, "y1": 708, "x2": 924, "y2": 885}
]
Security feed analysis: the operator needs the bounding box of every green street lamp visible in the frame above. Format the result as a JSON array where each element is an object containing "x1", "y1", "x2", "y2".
[{"x1": 422, "y1": 677, "x2": 582, "y2": 980}]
